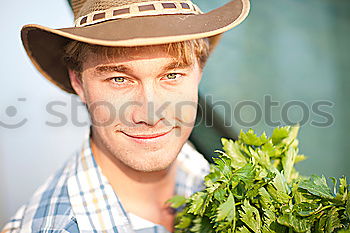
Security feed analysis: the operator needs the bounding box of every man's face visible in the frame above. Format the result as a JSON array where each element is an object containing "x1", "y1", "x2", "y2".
[{"x1": 70, "y1": 45, "x2": 202, "y2": 172}]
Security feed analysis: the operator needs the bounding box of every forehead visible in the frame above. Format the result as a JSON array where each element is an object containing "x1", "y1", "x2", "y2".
[{"x1": 83, "y1": 44, "x2": 196, "y2": 71}]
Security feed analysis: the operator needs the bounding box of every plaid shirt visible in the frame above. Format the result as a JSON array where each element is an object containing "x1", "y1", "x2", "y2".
[{"x1": 2, "y1": 131, "x2": 210, "y2": 233}]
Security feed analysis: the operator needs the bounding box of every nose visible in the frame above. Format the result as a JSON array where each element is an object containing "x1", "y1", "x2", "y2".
[{"x1": 131, "y1": 82, "x2": 166, "y2": 126}]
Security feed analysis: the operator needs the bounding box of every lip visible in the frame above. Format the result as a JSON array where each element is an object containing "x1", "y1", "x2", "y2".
[{"x1": 120, "y1": 128, "x2": 174, "y2": 142}]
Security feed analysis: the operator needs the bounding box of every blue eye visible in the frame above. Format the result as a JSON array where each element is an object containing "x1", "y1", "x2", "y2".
[{"x1": 166, "y1": 73, "x2": 181, "y2": 80}]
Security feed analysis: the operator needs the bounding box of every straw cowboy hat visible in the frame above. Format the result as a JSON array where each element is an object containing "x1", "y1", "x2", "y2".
[{"x1": 21, "y1": 0, "x2": 250, "y2": 93}]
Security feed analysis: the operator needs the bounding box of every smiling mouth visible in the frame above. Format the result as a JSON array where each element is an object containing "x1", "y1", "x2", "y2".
[{"x1": 121, "y1": 128, "x2": 174, "y2": 140}]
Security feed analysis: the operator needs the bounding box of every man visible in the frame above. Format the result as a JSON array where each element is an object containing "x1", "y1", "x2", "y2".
[{"x1": 2, "y1": 0, "x2": 249, "y2": 232}]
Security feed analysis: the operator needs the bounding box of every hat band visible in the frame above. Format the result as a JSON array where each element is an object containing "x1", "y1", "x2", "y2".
[{"x1": 75, "y1": 0, "x2": 202, "y2": 27}]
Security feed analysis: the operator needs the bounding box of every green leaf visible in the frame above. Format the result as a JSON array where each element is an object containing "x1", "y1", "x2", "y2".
[
  {"x1": 212, "y1": 185, "x2": 226, "y2": 203},
  {"x1": 212, "y1": 155, "x2": 233, "y2": 181},
  {"x1": 190, "y1": 216, "x2": 215, "y2": 233},
  {"x1": 233, "y1": 163, "x2": 255, "y2": 184},
  {"x1": 338, "y1": 229, "x2": 350, "y2": 233},
  {"x1": 166, "y1": 195, "x2": 187, "y2": 208},
  {"x1": 239, "y1": 199, "x2": 262, "y2": 233},
  {"x1": 281, "y1": 125, "x2": 300, "y2": 146},
  {"x1": 175, "y1": 215, "x2": 193, "y2": 229},
  {"x1": 221, "y1": 138, "x2": 248, "y2": 169},
  {"x1": 282, "y1": 147, "x2": 298, "y2": 183},
  {"x1": 295, "y1": 154, "x2": 307, "y2": 164},
  {"x1": 239, "y1": 129, "x2": 268, "y2": 146},
  {"x1": 299, "y1": 175, "x2": 335, "y2": 199},
  {"x1": 258, "y1": 187, "x2": 274, "y2": 210},
  {"x1": 346, "y1": 193, "x2": 350, "y2": 221},
  {"x1": 294, "y1": 202, "x2": 322, "y2": 217},
  {"x1": 236, "y1": 226, "x2": 251, "y2": 233},
  {"x1": 315, "y1": 213, "x2": 328, "y2": 233},
  {"x1": 205, "y1": 165, "x2": 221, "y2": 185},
  {"x1": 271, "y1": 127, "x2": 290, "y2": 145},
  {"x1": 188, "y1": 192, "x2": 207, "y2": 215},
  {"x1": 339, "y1": 176, "x2": 349, "y2": 196},
  {"x1": 277, "y1": 213, "x2": 311, "y2": 233},
  {"x1": 266, "y1": 184, "x2": 291, "y2": 204},
  {"x1": 270, "y1": 168, "x2": 289, "y2": 194},
  {"x1": 261, "y1": 141, "x2": 279, "y2": 158},
  {"x1": 335, "y1": 176, "x2": 349, "y2": 203},
  {"x1": 216, "y1": 192, "x2": 236, "y2": 222},
  {"x1": 249, "y1": 147, "x2": 271, "y2": 169},
  {"x1": 325, "y1": 207, "x2": 342, "y2": 233}
]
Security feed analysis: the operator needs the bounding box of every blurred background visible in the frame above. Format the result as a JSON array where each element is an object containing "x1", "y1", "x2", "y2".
[{"x1": 1, "y1": 0, "x2": 349, "y2": 226}]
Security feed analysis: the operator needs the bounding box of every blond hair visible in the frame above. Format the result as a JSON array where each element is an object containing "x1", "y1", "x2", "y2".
[{"x1": 63, "y1": 39, "x2": 210, "y2": 74}]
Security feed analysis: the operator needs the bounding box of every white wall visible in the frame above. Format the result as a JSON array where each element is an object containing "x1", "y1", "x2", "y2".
[{"x1": 0, "y1": 0, "x2": 89, "y2": 226}]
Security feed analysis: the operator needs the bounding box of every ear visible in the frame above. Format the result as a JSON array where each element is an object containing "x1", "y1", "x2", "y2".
[{"x1": 68, "y1": 69, "x2": 86, "y2": 103}]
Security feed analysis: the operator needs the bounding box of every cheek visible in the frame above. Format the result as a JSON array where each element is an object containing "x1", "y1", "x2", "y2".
[
  {"x1": 171, "y1": 79, "x2": 199, "y2": 126},
  {"x1": 174, "y1": 96, "x2": 198, "y2": 126},
  {"x1": 84, "y1": 83, "x2": 128, "y2": 127},
  {"x1": 87, "y1": 101, "x2": 117, "y2": 127}
]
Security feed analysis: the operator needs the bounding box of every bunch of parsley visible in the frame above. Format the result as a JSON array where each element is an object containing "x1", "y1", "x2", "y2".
[{"x1": 168, "y1": 126, "x2": 350, "y2": 232}]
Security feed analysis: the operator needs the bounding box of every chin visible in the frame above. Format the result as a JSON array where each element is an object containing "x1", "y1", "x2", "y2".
[{"x1": 117, "y1": 146, "x2": 181, "y2": 172}]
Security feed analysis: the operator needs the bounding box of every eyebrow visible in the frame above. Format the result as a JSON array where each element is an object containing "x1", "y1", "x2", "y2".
[
  {"x1": 94, "y1": 61, "x2": 191, "y2": 75},
  {"x1": 162, "y1": 61, "x2": 191, "y2": 72},
  {"x1": 95, "y1": 64, "x2": 130, "y2": 74}
]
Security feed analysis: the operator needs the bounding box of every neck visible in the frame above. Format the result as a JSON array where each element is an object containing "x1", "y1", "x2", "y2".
[{"x1": 90, "y1": 134, "x2": 177, "y2": 231}]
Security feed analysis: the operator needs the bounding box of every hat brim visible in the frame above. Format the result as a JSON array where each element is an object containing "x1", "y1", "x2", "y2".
[{"x1": 21, "y1": 0, "x2": 250, "y2": 93}]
